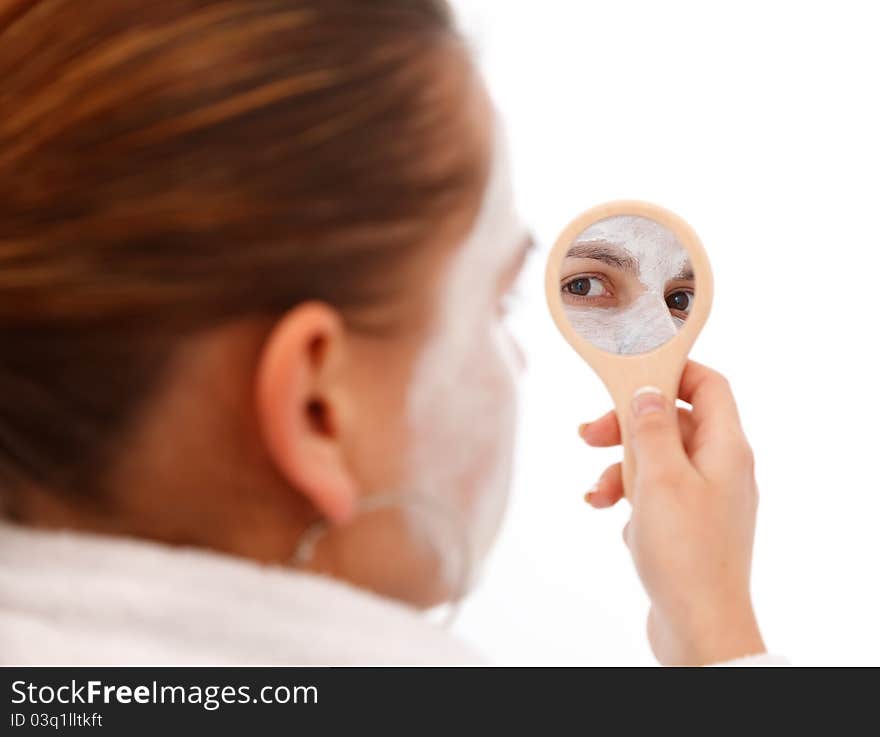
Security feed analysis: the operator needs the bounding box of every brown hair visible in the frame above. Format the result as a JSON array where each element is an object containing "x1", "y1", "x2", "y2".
[{"x1": 0, "y1": 0, "x2": 485, "y2": 501}]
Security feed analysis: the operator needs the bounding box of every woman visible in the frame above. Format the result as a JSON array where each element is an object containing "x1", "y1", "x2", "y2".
[{"x1": 0, "y1": 0, "x2": 775, "y2": 665}]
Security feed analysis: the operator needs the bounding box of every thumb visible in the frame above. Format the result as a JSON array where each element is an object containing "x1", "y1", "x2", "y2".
[{"x1": 629, "y1": 386, "x2": 688, "y2": 476}]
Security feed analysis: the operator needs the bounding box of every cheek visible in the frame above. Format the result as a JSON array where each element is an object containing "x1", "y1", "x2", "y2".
[
  {"x1": 443, "y1": 325, "x2": 519, "y2": 552},
  {"x1": 344, "y1": 340, "x2": 421, "y2": 494},
  {"x1": 564, "y1": 305, "x2": 626, "y2": 353},
  {"x1": 565, "y1": 292, "x2": 679, "y2": 355},
  {"x1": 412, "y1": 324, "x2": 517, "y2": 482},
  {"x1": 404, "y1": 320, "x2": 519, "y2": 554},
  {"x1": 462, "y1": 326, "x2": 520, "y2": 448},
  {"x1": 616, "y1": 293, "x2": 678, "y2": 353}
]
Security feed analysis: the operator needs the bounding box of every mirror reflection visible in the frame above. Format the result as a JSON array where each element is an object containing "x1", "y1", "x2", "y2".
[{"x1": 559, "y1": 214, "x2": 695, "y2": 354}]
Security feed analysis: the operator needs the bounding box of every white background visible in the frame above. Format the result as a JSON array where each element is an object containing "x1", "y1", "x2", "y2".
[{"x1": 449, "y1": 0, "x2": 880, "y2": 665}]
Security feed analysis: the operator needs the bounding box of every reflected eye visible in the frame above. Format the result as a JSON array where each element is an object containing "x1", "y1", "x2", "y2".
[
  {"x1": 665, "y1": 289, "x2": 694, "y2": 316},
  {"x1": 562, "y1": 276, "x2": 609, "y2": 298}
]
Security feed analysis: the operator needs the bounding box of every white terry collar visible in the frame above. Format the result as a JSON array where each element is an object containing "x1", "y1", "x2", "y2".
[{"x1": 0, "y1": 521, "x2": 483, "y2": 665}]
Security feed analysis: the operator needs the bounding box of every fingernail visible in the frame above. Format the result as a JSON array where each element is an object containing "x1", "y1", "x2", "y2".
[
  {"x1": 632, "y1": 386, "x2": 666, "y2": 417},
  {"x1": 586, "y1": 479, "x2": 601, "y2": 502},
  {"x1": 578, "y1": 423, "x2": 590, "y2": 438},
  {"x1": 584, "y1": 481, "x2": 599, "y2": 504}
]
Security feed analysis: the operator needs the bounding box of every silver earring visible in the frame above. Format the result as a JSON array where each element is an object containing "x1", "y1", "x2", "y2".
[{"x1": 291, "y1": 491, "x2": 473, "y2": 628}]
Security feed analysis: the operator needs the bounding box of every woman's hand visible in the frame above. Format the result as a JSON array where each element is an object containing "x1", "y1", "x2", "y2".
[{"x1": 579, "y1": 360, "x2": 765, "y2": 666}]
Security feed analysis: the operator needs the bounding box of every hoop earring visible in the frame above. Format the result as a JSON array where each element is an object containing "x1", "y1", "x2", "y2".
[{"x1": 291, "y1": 491, "x2": 473, "y2": 628}]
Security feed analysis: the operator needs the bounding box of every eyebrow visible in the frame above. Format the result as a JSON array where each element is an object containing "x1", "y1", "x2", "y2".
[
  {"x1": 565, "y1": 240, "x2": 639, "y2": 275},
  {"x1": 673, "y1": 262, "x2": 695, "y2": 281}
]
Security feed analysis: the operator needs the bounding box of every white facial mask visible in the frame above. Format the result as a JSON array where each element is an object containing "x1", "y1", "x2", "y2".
[
  {"x1": 564, "y1": 215, "x2": 689, "y2": 354},
  {"x1": 403, "y1": 125, "x2": 527, "y2": 591}
]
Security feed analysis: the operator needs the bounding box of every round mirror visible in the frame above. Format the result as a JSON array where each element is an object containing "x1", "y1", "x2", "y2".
[{"x1": 558, "y1": 213, "x2": 696, "y2": 355}]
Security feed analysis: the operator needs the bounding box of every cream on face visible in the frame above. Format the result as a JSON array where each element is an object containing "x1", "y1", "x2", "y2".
[
  {"x1": 561, "y1": 215, "x2": 694, "y2": 355},
  {"x1": 403, "y1": 125, "x2": 528, "y2": 592}
]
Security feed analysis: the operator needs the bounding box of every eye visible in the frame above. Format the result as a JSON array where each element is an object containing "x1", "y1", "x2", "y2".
[
  {"x1": 665, "y1": 289, "x2": 694, "y2": 316},
  {"x1": 562, "y1": 276, "x2": 609, "y2": 298}
]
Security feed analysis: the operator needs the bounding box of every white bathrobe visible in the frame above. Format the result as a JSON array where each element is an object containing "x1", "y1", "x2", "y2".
[
  {"x1": 0, "y1": 521, "x2": 482, "y2": 665},
  {"x1": 0, "y1": 521, "x2": 785, "y2": 666}
]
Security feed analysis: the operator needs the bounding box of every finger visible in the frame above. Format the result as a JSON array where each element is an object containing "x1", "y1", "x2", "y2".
[
  {"x1": 582, "y1": 407, "x2": 695, "y2": 450},
  {"x1": 579, "y1": 410, "x2": 620, "y2": 447},
  {"x1": 585, "y1": 462, "x2": 624, "y2": 508},
  {"x1": 678, "y1": 360, "x2": 744, "y2": 439},
  {"x1": 629, "y1": 386, "x2": 688, "y2": 478},
  {"x1": 676, "y1": 407, "x2": 697, "y2": 453},
  {"x1": 622, "y1": 519, "x2": 631, "y2": 549}
]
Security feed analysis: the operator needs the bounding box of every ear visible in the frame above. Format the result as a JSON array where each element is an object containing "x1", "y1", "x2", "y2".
[{"x1": 255, "y1": 302, "x2": 358, "y2": 524}]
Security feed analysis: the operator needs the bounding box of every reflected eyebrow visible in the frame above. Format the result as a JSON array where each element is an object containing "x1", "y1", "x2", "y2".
[
  {"x1": 565, "y1": 241, "x2": 639, "y2": 274},
  {"x1": 673, "y1": 262, "x2": 695, "y2": 281}
]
